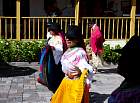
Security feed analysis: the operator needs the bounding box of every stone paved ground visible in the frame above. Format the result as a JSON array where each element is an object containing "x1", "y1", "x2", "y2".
[
  {"x1": 0, "y1": 62, "x2": 53, "y2": 103},
  {"x1": 0, "y1": 62, "x2": 124, "y2": 103},
  {"x1": 90, "y1": 64, "x2": 124, "y2": 103}
]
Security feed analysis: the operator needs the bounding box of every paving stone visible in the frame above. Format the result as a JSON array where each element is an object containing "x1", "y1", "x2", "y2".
[
  {"x1": 0, "y1": 98, "x2": 8, "y2": 103},
  {"x1": 0, "y1": 93, "x2": 8, "y2": 98},
  {"x1": 8, "y1": 92, "x2": 22, "y2": 97},
  {"x1": 38, "y1": 92, "x2": 53, "y2": 97},
  {"x1": 0, "y1": 85, "x2": 10, "y2": 90},
  {"x1": 8, "y1": 96, "x2": 23, "y2": 102},
  {"x1": 9, "y1": 89, "x2": 18, "y2": 94},
  {"x1": 23, "y1": 93, "x2": 40, "y2": 101},
  {"x1": 23, "y1": 89, "x2": 37, "y2": 93},
  {"x1": 0, "y1": 62, "x2": 125, "y2": 103}
]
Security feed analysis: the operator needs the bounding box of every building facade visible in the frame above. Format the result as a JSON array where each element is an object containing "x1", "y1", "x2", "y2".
[
  {"x1": 0, "y1": 0, "x2": 75, "y2": 17},
  {"x1": 0, "y1": 0, "x2": 134, "y2": 17},
  {"x1": 0, "y1": 0, "x2": 138, "y2": 40}
]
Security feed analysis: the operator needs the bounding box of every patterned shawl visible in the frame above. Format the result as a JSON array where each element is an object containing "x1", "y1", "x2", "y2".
[
  {"x1": 90, "y1": 24, "x2": 105, "y2": 54},
  {"x1": 38, "y1": 45, "x2": 64, "y2": 92}
]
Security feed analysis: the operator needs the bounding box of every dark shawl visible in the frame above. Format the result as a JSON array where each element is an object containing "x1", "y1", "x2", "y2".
[{"x1": 38, "y1": 45, "x2": 64, "y2": 92}]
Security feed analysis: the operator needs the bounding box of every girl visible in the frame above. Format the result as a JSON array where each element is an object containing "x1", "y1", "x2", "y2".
[{"x1": 50, "y1": 25, "x2": 95, "y2": 103}]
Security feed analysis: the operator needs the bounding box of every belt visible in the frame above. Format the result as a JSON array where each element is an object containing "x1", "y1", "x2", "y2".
[{"x1": 66, "y1": 72, "x2": 81, "y2": 79}]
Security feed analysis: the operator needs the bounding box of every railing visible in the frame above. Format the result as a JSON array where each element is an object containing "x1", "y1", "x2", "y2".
[
  {"x1": 0, "y1": 17, "x2": 16, "y2": 39},
  {"x1": 21, "y1": 17, "x2": 75, "y2": 40},
  {"x1": 81, "y1": 17, "x2": 131, "y2": 40},
  {"x1": 0, "y1": 16, "x2": 132, "y2": 40},
  {"x1": 135, "y1": 17, "x2": 140, "y2": 36}
]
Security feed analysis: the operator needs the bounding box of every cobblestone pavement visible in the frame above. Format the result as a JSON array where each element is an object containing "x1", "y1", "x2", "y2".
[
  {"x1": 0, "y1": 62, "x2": 124, "y2": 103},
  {"x1": 90, "y1": 64, "x2": 124, "y2": 103}
]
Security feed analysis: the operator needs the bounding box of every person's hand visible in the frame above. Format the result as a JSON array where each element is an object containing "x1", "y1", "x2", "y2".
[
  {"x1": 68, "y1": 71, "x2": 81, "y2": 79},
  {"x1": 74, "y1": 66, "x2": 81, "y2": 75},
  {"x1": 71, "y1": 71, "x2": 81, "y2": 76},
  {"x1": 67, "y1": 68, "x2": 81, "y2": 79}
]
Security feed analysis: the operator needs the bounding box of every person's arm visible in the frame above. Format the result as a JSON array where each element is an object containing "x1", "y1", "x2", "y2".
[
  {"x1": 53, "y1": 36, "x2": 63, "y2": 51},
  {"x1": 78, "y1": 56, "x2": 94, "y2": 76},
  {"x1": 77, "y1": 49, "x2": 96, "y2": 75}
]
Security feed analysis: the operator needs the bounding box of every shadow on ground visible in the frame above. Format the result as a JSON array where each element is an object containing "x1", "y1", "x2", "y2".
[
  {"x1": 0, "y1": 62, "x2": 37, "y2": 77},
  {"x1": 90, "y1": 92, "x2": 110, "y2": 103},
  {"x1": 98, "y1": 68, "x2": 117, "y2": 74}
]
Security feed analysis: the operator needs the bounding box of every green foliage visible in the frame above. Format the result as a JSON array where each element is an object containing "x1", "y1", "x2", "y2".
[
  {"x1": 0, "y1": 39, "x2": 122, "y2": 63},
  {"x1": 0, "y1": 40, "x2": 45, "y2": 62},
  {"x1": 103, "y1": 44, "x2": 112, "y2": 63},
  {"x1": 103, "y1": 44, "x2": 121, "y2": 64}
]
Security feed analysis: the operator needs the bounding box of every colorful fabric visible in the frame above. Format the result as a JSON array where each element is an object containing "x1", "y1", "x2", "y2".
[
  {"x1": 58, "y1": 32, "x2": 67, "y2": 52},
  {"x1": 50, "y1": 69, "x2": 88, "y2": 103},
  {"x1": 48, "y1": 35, "x2": 63, "y2": 65},
  {"x1": 61, "y1": 47, "x2": 94, "y2": 91},
  {"x1": 38, "y1": 45, "x2": 64, "y2": 92},
  {"x1": 38, "y1": 32, "x2": 66, "y2": 92},
  {"x1": 108, "y1": 80, "x2": 140, "y2": 103},
  {"x1": 82, "y1": 83, "x2": 90, "y2": 103},
  {"x1": 61, "y1": 47, "x2": 93, "y2": 76},
  {"x1": 91, "y1": 51, "x2": 103, "y2": 68},
  {"x1": 50, "y1": 47, "x2": 94, "y2": 102},
  {"x1": 90, "y1": 24, "x2": 105, "y2": 55}
]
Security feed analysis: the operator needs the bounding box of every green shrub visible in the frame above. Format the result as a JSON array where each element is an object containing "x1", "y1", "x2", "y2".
[
  {"x1": 0, "y1": 40, "x2": 45, "y2": 62},
  {"x1": 0, "y1": 39, "x2": 122, "y2": 63},
  {"x1": 103, "y1": 44, "x2": 121, "y2": 64},
  {"x1": 103, "y1": 44, "x2": 112, "y2": 63}
]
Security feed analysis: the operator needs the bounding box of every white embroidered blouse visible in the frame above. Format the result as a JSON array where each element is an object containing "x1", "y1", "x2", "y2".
[
  {"x1": 48, "y1": 35, "x2": 63, "y2": 64},
  {"x1": 61, "y1": 47, "x2": 94, "y2": 77}
]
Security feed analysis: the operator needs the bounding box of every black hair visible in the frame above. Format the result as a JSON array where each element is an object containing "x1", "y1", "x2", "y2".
[
  {"x1": 66, "y1": 25, "x2": 82, "y2": 40},
  {"x1": 48, "y1": 22, "x2": 61, "y2": 33},
  {"x1": 66, "y1": 25, "x2": 86, "y2": 49}
]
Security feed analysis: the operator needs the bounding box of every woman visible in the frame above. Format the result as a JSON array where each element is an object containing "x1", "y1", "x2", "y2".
[
  {"x1": 108, "y1": 35, "x2": 140, "y2": 103},
  {"x1": 47, "y1": 22, "x2": 67, "y2": 64},
  {"x1": 89, "y1": 23, "x2": 105, "y2": 72},
  {"x1": 50, "y1": 25, "x2": 95, "y2": 103},
  {"x1": 38, "y1": 22, "x2": 66, "y2": 93}
]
